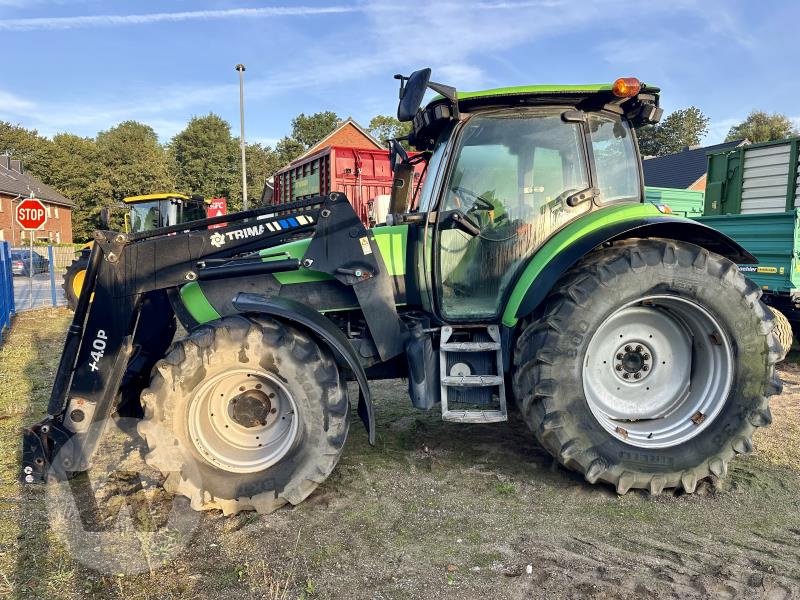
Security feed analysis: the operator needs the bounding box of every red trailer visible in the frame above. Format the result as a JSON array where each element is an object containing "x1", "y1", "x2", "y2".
[{"x1": 271, "y1": 146, "x2": 424, "y2": 227}]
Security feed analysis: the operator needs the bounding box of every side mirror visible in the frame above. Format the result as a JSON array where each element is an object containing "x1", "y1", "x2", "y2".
[
  {"x1": 388, "y1": 139, "x2": 409, "y2": 173},
  {"x1": 99, "y1": 206, "x2": 110, "y2": 230},
  {"x1": 397, "y1": 68, "x2": 431, "y2": 122}
]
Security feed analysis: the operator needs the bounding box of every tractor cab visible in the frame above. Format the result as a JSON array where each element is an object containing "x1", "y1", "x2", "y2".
[
  {"x1": 123, "y1": 193, "x2": 209, "y2": 233},
  {"x1": 389, "y1": 70, "x2": 661, "y2": 323}
]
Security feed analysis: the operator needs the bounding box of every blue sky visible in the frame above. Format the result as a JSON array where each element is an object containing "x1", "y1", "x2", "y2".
[{"x1": 0, "y1": 0, "x2": 797, "y2": 147}]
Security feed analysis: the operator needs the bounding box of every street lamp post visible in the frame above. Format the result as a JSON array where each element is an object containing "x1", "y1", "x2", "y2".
[{"x1": 235, "y1": 63, "x2": 248, "y2": 210}]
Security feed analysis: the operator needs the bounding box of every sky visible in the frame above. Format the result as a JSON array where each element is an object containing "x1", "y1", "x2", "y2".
[{"x1": 0, "y1": 0, "x2": 797, "y2": 148}]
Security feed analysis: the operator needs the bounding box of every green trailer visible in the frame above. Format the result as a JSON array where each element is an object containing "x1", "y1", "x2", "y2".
[{"x1": 691, "y1": 137, "x2": 800, "y2": 323}]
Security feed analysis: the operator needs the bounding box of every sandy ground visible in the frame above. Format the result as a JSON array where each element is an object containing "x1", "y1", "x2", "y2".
[{"x1": 2, "y1": 309, "x2": 800, "y2": 599}]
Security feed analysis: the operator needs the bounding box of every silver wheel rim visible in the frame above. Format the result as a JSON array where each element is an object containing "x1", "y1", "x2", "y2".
[
  {"x1": 583, "y1": 295, "x2": 733, "y2": 449},
  {"x1": 188, "y1": 368, "x2": 299, "y2": 473}
]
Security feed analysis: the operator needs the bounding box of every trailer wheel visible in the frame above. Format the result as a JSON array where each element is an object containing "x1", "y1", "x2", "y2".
[
  {"x1": 138, "y1": 315, "x2": 349, "y2": 515},
  {"x1": 767, "y1": 306, "x2": 792, "y2": 361},
  {"x1": 513, "y1": 238, "x2": 782, "y2": 494},
  {"x1": 63, "y1": 251, "x2": 89, "y2": 311}
]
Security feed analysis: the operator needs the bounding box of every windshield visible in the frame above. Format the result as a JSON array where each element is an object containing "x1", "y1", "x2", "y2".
[
  {"x1": 437, "y1": 109, "x2": 592, "y2": 319},
  {"x1": 129, "y1": 201, "x2": 161, "y2": 232}
]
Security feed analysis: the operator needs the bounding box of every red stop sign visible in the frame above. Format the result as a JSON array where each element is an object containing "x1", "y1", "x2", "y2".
[{"x1": 15, "y1": 198, "x2": 47, "y2": 230}]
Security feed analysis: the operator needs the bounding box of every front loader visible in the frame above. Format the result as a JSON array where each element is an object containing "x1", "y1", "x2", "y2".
[{"x1": 23, "y1": 70, "x2": 782, "y2": 514}]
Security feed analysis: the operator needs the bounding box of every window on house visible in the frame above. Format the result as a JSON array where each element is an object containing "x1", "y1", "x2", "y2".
[
  {"x1": 46, "y1": 206, "x2": 52, "y2": 218},
  {"x1": 55, "y1": 207, "x2": 59, "y2": 218}
]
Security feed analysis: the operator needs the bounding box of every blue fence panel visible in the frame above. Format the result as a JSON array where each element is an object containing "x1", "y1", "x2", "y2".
[{"x1": 0, "y1": 241, "x2": 15, "y2": 342}]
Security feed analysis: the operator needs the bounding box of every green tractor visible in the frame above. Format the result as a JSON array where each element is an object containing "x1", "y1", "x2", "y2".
[{"x1": 23, "y1": 70, "x2": 781, "y2": 514}]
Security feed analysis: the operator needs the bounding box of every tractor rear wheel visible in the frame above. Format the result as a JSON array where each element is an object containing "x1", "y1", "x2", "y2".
[
  {"x1": 63, "y1": 251, "x2": 89, "y2": 311},
  {"x1": 513, "y1": 239, "x2": 782, "y2": 494},
  {"x1": 138, "y1": 315, "x2": 349, "y2": 514}
]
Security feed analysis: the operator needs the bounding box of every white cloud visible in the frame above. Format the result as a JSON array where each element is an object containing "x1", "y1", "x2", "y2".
[
  {"x1": 0, "y1": 5, "x2": 362, "y2": 31},
  {"x1": 0, "y1": 89, "x2": 36, "y2": 113}
]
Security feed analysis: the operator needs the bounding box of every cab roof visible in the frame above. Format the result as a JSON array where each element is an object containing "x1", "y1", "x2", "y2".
[
  {"x1": 428, "y1": 82, "x2": 660, "y2": 111},
  {"x1": 123, "y1": 193, "x2": 203, "y2": 204}
]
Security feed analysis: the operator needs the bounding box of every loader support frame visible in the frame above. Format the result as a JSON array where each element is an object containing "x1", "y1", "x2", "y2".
[{"x1": 22, "y1": 194, "x2": 399, "y2": 483}]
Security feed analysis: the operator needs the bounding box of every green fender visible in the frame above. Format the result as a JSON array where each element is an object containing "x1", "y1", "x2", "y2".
[{"x1": 501, "y1": 203, "x2": 756, "y2": 327}]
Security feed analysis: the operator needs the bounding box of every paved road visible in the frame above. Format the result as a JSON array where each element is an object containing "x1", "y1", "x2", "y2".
[{"x1": 12, "y1": 272, "x2": 66, "y2": 311}]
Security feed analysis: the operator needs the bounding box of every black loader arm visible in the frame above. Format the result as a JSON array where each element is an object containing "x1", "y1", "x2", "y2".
[{"x1": 21, "y1": 193, "x2": 400, "y2": 483}]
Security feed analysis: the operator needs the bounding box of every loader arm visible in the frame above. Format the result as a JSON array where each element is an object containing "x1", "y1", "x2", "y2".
[{"x1": 22, "y1": 193, "x2": 402, "y2": 483}]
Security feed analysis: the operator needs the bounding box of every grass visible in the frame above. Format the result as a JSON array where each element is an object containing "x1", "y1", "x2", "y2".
[{"x1": 1, "y1": 309, "x2": 800, "y2": 598}]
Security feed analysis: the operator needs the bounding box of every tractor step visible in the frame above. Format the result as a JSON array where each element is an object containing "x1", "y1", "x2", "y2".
[
  {"x1": 442, "y1": 409, "x2": 507, "y2": 423},
  {"x1": 439, "y1": 325, "x2": 507, "y2": 423},
  {"x1": 441, "y1": 375, "x2": 503, "y2": 387},
  {"x1": 439, "y1": 341, "x2": 501, "y2": 352}
]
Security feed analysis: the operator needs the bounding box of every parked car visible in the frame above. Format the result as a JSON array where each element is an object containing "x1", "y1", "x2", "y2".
[{"x1": 11, "y1": 250, "x2": 49, "y2": 276}]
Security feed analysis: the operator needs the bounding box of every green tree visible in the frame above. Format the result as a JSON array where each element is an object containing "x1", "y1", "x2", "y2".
[
  {"x1": 637, "y1": 106, "x2": 709, "y2": 157},
  {"x1": 290, "y1": 111, "x2": 340, "y2": 149},
  {"x1": 725, "y1": 110, "x2": 799, "y2": 143},
  {"x1": 0, "y1": 121, "x2": 53, "y2": 176},
  {"x1": 275, "y1": 136, "x2": 305, "y2": 166},
  {"x1": 168, "y1": 113, "x2": 239, "y2": 203},
  {"x1": 241, "y1": 142, "x2": 282, "y2": 207},
  {"x1": 96, "y1": 121, "x2": 173, "y2": 203},
  {"x1": 367, "y1": 115, "x2": 412, "y2": 147},
  {"x1": 46, "y1": 133, "x2": 107, "y2": 241}
]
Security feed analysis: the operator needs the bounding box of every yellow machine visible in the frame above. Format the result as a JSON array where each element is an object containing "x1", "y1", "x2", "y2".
[{"x1": 64, "y1": 193, "x2": 209, "y2": 309}]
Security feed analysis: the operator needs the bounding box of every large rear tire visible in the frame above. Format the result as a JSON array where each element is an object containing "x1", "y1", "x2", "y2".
[
  {"x1": 513, "y1": 239, "x2": 782, "y2": 494},
  {"x1": 138, "y1": 315, "x2": 349, "y2": 515}
]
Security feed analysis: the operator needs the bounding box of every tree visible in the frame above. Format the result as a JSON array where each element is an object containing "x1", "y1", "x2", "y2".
[
  {"x1": 637, "y1": 106, "x2": 709, "y2": 157},
  {"x1": 96, "y1": 121, "x2": 173, "y2": 203},
  {"x1": 367, "y1": 115, "x2": 412, "y2": 147},
  {"x1": 46, "y1": 133, "x2": 107, "y2": 241},
  {"x1": 725, "y1": 110, "x2": 799, "y2": 143},
  {"x1": 168, "y1": 113, "x2": 239, "y2": 203},
  {"x1": 290, "y1": 111, "x2": 340, "y2": 149},
  {"x1": 274, "y1": 136, "x2": 305, "y2": 166},
  {"x1": 242, "y1": 142, "x2": 282, "y2": 207},
  {"x1": 0, "y1": 121, "x2": 53, "y2": 177}
]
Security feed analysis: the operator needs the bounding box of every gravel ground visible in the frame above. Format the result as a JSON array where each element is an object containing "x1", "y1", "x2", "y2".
[{"x1": 2, "y1": 308, "x2": 799, "y2": 599}]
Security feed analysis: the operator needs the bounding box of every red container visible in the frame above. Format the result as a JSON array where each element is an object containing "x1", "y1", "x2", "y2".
[{"x1": 271, "y1": 146, "x2": 424, "y2": 227}]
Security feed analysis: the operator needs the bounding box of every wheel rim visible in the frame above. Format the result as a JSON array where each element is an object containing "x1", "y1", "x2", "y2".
[
  {"x1": 188, "y1": 368, "x2": 299, "y2": 473},
  {"x1": 71, "y1": 269, "x2": 86, "y2": 298},
  {"x1": 582, "y1": 295, "x2": 733, "y2": 449}
]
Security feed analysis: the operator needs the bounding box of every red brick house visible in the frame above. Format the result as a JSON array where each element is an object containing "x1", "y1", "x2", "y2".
[{"x1": 0, "y1": 154, "x2": 74, "y2": 245}]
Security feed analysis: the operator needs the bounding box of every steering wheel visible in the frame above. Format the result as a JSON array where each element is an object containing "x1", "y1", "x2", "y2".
[{"x1": 451, "y1": 186, "x2": 496, "y2": 213}]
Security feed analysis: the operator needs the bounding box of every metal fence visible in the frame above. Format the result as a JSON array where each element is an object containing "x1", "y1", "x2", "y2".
[
  {"x1": 9, "y1": 245, "x2": 82, "y2": 312},
  {"x1": 0, "y1": 242, "x2": 15, "y2": 341}
]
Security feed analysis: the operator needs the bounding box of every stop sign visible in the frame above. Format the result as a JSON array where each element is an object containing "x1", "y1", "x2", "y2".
[{"x1": 16, "y1": 198, "x2": 47, "y2": 230}]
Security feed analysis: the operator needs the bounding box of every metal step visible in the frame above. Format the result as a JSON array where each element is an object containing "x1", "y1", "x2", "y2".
[
  {"x1": 440, "y1": 341, "x2": 501, "y2": 352},
  {"x1": 442, "y1": 409, "x2": 508, "y2": 423},
  {"x1": 439, "y1": 324, "x2": 507, "y2": 424},
  {"x1": 441, "y1": 375, "x2": 503, "y2": 387}
]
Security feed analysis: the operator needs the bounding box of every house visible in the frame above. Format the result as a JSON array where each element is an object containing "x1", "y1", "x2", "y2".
[
  {"x1": 0, "y1": 154, "x2": 74, "y2": 245},
  {"x1": 642, "y1": 140, "x2": 748, "y2": 190},
  {"x1": 260, "y1": 119, "x2": 384, "y2": 204}
]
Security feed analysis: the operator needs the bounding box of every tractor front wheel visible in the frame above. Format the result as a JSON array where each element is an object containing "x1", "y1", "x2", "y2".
[
  {"x1": 513, "y1": 239, "x2": 782, "y2": 494},
  {"x1": 138, "y1": 316, "x2": 349, "y2": 514},
  {"x1": 63, "y1": 251, "x2": 90, "y2": 311}
]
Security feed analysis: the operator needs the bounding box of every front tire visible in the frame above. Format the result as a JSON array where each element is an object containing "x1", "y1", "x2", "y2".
[
  {"x1": 138, "y1": 316, "x2": 349, "y2": 514},
  {"x1": 513, "y1": 239, "x2": 782, "y2": 494},
  {"x1": 63, "y1": 251, "x2": 89, "y2": 311}
]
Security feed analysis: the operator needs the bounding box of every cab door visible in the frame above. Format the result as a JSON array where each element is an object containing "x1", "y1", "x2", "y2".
[{"x1": 434, "y1": 109, "x2": 593, "y2": 321}]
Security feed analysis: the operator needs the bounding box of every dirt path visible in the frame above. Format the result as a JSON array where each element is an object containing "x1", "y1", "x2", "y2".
[{"x1": 2, "y1": 309, "x2": 800, "y2": 599}]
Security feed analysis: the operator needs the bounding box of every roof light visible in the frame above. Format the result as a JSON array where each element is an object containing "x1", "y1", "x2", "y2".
[{"x1": 612, "y1": 77, "x2": 641, "y2": 98}]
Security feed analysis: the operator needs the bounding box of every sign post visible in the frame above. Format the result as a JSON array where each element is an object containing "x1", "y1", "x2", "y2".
[{"x1": 15, "y1": 197, "x2": 48, "y2": 309}]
